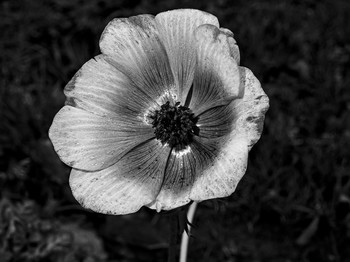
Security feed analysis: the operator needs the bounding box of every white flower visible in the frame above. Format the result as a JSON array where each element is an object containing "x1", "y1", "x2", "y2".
[{"x1": 49, "y1": 9, "x2": 269, "y2": 215}]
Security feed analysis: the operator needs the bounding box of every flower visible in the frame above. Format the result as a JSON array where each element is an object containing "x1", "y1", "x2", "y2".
[{"x1": 49, "y1": 9, "x2": 269, "y2": 215}]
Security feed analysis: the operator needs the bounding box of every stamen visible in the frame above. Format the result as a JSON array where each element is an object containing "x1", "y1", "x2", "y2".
[{"x1": 150, "y1": 101, "x2": 199, "y2": 151}]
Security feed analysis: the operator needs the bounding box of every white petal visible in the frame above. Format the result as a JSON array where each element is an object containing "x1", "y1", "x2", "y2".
[
  {"x1": 70, "y1": 139, "x2": 171, "y2": 215},
  {"x1": 219, "y1": 27, "x2": 240, "y2": 64},
  {"x1": 190, "y1": 68, "x2": 269, "y2": 201},
  {"x1": 64, "y1": 55, "x2": 157, "y2": 118},
  {"x1": 99, "y1": 15, "x2": 176, "y2": 100},
  {"x1": 155, "y1": 9, "x2": 219, "y2": 103},
  {"x1": 196, "y1": 105, "x2": 234, "y2": 139},
  {"x1": 231, "y1": 67, "x2": 270, "y2": 149},
  {"x1": 148, "y1": 149, "x2": 195, "y2": 211},
  {"x1": 49, "y1": 106, "x2": 154, "y2": 171},
  {"x1": 190, "y1": 24, "x2": 242, "y2": 114},
  {"x1": 148, "y1": 138, "x2": 219, "y2": 211},
  {"x1": 190, "y1": 135, "x2": 249, "y2": 201}
]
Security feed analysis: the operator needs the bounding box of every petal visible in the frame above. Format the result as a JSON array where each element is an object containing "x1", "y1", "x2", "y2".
[
  {"x1": 190, "y1": 68, "x2": 269, "y2": 201},
  {"x1": 196, "y1": 105, "x2": 235, "y2": 139},
  {"x1": 148, "y1": 138, "x2": 219, "y2": 211},
  {"x1": 155, "y1": 9, "x2": 219, "y2": 103},
  {"x1": 190, "y1": 24, "x2": 242, "y2": 115},
  {"x1": 190, "y1": 135, "x2": 249, "y2": 201},
  {"x1": 99, "y1": 15, "x2": 177, "y2": 101},
  {"x1": 49, "y1": 106, "x2": 154, "y2": 171},
  {"x1": 231, "y1": 67, "x2": 270, "y2": 149},
  {"x1": 219, "y1": 27, "x2": 240, "y2": 64},
  {"x1": 69, "y1": 139, "x2": 171, "y2": 215},
  {"x1": 65, "y1": 55, "x2": 157, "y2": 118}
]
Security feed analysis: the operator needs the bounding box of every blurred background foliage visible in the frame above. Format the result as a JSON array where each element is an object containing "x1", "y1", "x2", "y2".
[{"x1": 1, "y1": 0, "x2": 350, "y2": 261}]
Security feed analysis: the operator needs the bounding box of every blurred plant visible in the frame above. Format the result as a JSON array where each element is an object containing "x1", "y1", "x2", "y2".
[{"x1": 0, "y1": 198, "x2": 107, "y2": 262}]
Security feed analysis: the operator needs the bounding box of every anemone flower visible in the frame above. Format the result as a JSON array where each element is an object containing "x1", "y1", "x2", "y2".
[{"x1": 49, "y1": 9, "x2": 269, "y2": 215}]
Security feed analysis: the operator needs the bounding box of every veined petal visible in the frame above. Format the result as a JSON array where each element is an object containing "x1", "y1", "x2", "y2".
[
  {"x1": 219, "y1": 27, "x2": 240, "y2": 64},
  {"x1": 148, "y1": 138, "x2": 219, "y2": 211},
  {"x1": 49, "y1": 106, "x2": 154, "y2": 171},
  {"x1": 231, "y1": 67, "x2": 270, "y2": 149},
  {"x1": 190, "y1": 68, "x2": 269, "y2": 201},
  {"x1": 65, "y1": 55, "x2": 157, "y2": 118},
  {"x1": 190, "y1": 24, "x2": 242, "y2": 115},
  {"x1": 196, "y1": 105, "x2": 235, "y2": 139},
  {"x1": 99, "y1": 15, "x2": 176, "y2": 100},
  {"x1": 155, "y1": 9, "x2": 219, "y2": 103},
  {"x1": 70, "y1": 139, "x2": 171, "y2": 215},
  {"x1": 190, "y1": 135, "x2": 249, "y2": 201}
]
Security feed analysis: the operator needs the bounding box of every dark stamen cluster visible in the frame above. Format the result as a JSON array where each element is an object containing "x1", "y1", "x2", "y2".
[{"x1": 150, "y1": 101, "x2": 199, "y2": 150}]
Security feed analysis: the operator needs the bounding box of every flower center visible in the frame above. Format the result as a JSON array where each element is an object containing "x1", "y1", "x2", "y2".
[{"x1": 150, "y1": 101, "x2": 199, "y2": 150}]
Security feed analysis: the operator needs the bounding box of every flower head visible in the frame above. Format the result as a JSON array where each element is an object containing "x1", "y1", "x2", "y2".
[{"x1": 49, "y1": 9, "x2": 269, "y2": 215}]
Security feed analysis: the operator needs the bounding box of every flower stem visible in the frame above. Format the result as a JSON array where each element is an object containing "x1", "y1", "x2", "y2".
[
  {"x1": 179, "y1": 201, "x2": 198, "y2": 262},
  {"x1": 168, "y1": 213, "x2": 179, "y2": 262}
]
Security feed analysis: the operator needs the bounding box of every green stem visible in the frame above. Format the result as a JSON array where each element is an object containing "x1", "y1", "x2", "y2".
[{"x1": 179, "y1": 202, "x2": 198, "y2": 262}]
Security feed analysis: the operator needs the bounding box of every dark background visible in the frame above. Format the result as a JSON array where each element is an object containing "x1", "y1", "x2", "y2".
[{"x1": 1, "y1": 0, "x2": 350, "y2": 261}]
